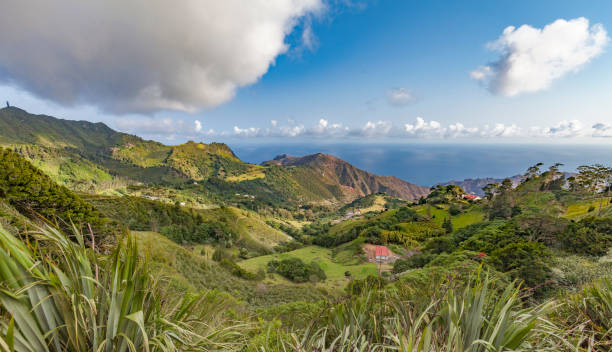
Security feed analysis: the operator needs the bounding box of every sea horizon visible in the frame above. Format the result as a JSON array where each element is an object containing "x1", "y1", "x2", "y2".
[{"x1": 230, "y1": 142, "x2": 612, "y2": 186}]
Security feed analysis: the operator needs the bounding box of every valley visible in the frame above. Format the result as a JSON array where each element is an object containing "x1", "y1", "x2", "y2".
[{"x1": 0, "y1": 107, "x2": 611, "y2": 351}]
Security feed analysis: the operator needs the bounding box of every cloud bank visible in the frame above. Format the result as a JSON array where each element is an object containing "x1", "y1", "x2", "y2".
[
  {"x1": 159, "y1": 117, "x2": 609, "y2": 140},
  {"x1": 0, "y1": 0, "x2": 323, "y2": 114},
  {"x1": 472, "y1": 17, "x2": 609, "y2": 96}
]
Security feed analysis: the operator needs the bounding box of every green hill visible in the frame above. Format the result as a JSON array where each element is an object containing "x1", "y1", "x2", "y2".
[
  {"x1": 0, "y1": 147, "x2": 117, "y2": 242},
  {"x1": 0, "y1": 107, "x2": 429, "y2": 207}
]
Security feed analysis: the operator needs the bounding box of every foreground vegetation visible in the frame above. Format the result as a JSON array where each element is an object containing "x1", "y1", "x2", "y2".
[{"x1": 0, "y1": 224, "x2": 610, "y2": 351}]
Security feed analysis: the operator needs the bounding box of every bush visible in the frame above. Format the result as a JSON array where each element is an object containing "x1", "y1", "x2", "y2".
[
  {"x1": 212, "y1": 247, "x2": 231, "y2": 262},
  {"x1": 489, "y1": 242, "x2": 551, "y2": 288},
  {"x1": 449, "y1": 203, "x2": 462, "y2": 216},
  {"x1": 267, "y1": 258, "x2": 326, "y2": 283},
  {"x1": 423, "y1": 236, "x2": 454, "y2": 254},
  {"x1": 219, "y1": 258, "x2": 257, "y2": 280},
  {"x1": 392, "y1": 253, "x2": 435, "y2": 273},
  {"x1": 274, "y1": 240, "x2": 304, "y2": 253},
  {"x1": 559, "y1": 217, "x2": 612, "y2": 256}
]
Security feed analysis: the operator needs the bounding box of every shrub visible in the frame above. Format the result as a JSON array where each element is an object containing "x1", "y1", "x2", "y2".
[
  {"x1": 559, "y1": 217, "x2": 612, "y2": 256},
  {"x1": 489, "y1": 242, "x2": 551, "y2": 288},
  {"x1": 449, "y1": 203, "x2": 462, "y2": 216},
  {"x1": 267, "y1": 258, "x2": 326, "y2": 283},
  {"x1": 423, "y1": 235, "x2": 454, "y2": 254},
  {"x1": 220, "y1": 258, "x2": 257, "y2": 280},
  {"x1": 212, "y1": 247, "x2": 231, "y2": 262},
  {"x1": 274, "y1": 240, "x2": 304, "y2": 253},
  {"x1": 392, "y1": 253, "x2": 435, "y2": 273}
]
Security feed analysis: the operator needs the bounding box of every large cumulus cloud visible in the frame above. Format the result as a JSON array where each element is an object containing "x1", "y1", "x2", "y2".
[
  {"x1": 472, "y1": 17, "x2": 609, "y2": 96},
  {"x1": 0, "y1": 0, "x2": 323, "y2": 114}
]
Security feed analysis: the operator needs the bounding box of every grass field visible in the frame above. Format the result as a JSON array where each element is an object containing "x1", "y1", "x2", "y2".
[
  {"x1": 563, "y1": 197, "x2": 612, "y2": 219},
  {"x1": 238, "y1": 245, "x2": 378, "y2": 290},
  {"x1": 225, "y1": 166, "x2": 266, "y2": 182},
  {"x1": 356, "y1": 194, "x2": 387, "y2": 213},
  {"x1": 415, "y1": 204, "x2": 484, "y2": 229}
]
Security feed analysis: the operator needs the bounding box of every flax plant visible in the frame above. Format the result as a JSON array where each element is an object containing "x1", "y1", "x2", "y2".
[{"x1": 0, "y1": 224, "x2": 244, "y2": 352}]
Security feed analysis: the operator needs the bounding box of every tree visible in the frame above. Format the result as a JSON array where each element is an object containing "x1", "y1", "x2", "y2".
[
  {"x1": 443, "y1": 217, "x2": 453, "y2": 233},
  {"x1": 490, "y1": 242, "x2": 551, "y2": 288},
  {"x1": 500, "y1": 178, "x2": 514, "y2": 193},
  {"x1": 541, "y1": 163, "x2": 564, "y2": 191},
  {"x1": 559, "y1": 217, "x2": 612, "y2": 256},
  {"x1": 576, "y1": 164, "x2": 612, "y2": 215},
  {"x1": 423, "y1": 236, "x2": 454, "y2": 254},
  {"x1": 267, "y1": 258, "x2": 326, "y2": 283},
  {"x1": 483, "y1": 183, "x2": 500, "y2": 200},
  {"x1": 524, "y1": 162, "x2": 544, "y2": 181}
]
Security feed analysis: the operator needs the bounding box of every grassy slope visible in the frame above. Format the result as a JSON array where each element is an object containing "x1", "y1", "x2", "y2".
[
  {"x1": 228, "y1": 207, "x2": 293, "y2": 248},
  {"x1": 563, "y1": 197, "x2": 612, "y2": 219},
  {"x1": 238, "y1": 245, "x2": 378, "y2": 291},
  {"x1": 415, "y1": 204, "x2": 484, "y2": 229},
  {"x1": 134, "y1": 231, "x2": 329, "y2": 307},
  {"x1": 88, "y1": 195, "x2": 292, "y2": 251}
]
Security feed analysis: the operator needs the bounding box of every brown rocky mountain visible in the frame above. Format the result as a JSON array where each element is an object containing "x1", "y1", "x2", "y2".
[{"x1": 264, "y1": 153, "x2": 430, "y2": 201}]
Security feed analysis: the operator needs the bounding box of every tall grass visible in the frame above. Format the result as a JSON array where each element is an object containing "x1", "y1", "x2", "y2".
[
  {"x1": 1, "y1": 223, "x2": 610, "y2": 351},
  {"x1": 0, "y1": 224, "x2": 245, "y2": 352},
  {"x1": 256, "y1": 272, "x2": 574, "y2": 351},
  {"x1": 557, "y1": 278, "x2": 612, "y2": 352}
]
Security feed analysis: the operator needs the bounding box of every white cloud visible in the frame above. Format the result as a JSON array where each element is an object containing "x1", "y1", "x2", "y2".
[
  {"x1": 233, "y1": 126, "x2": 261, "y2": 137},
  {"x1": 0, "y1": 1, "x2": 323, "y2": 114},
  {"x1": 270, "y1": 120, "x2": 278, "y2": 127},
  {"x1": 387, "y1": 88, "x2": 417, "y2": 106},
  {"x1": 232, "y1": 118, "x2": 348, "y2": 138},
  {"x1": 481, "y1": 123, "x2": 522, "y2": 137},
  {"x1": 115, "y1": 117, "x2": 183, "y2": 135},
  {"x1": 538, "y1": 120, "x2": 585, "y2": 138},
  {"x1": 301, "y1": 21, "x2": 318, "y2": 52},
  {"x1": 445, "y1": 123, "x2": 479, "y2": 138},
  {"x1": 171, "y1": 117, "x2": 601, "y2": 141},
  {"x1": 472, "y1": 17, "x2": 609, "y2": 96},
  {"x1": 360, "y1": 121, "x2": 393, "y2": 137},
  {"x1": 592, "y1": 122, "x2": 612, "y2": 137},
  {"x1": 194, "y1": 120, "x2": 202, "y2": 132},
  {"x1": 279, "y1": 124, "x2": 306, "y2": 137},
  {"x1": 404, "y1": 117, "x2": 443, "y2": 137}
]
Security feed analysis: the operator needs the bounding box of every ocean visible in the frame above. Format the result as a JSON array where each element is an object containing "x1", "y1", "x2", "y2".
[{"x1": 230, "y1": 142, "x2": 612, "y2": 186}]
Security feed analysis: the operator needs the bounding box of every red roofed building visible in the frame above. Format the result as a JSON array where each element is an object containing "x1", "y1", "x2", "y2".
[
  {"x1": 375, "y1": 246, "x2": 389, "y2": 262},
  {"x1": 462, "y1": 194, "x2": 481, "y2": 201}
]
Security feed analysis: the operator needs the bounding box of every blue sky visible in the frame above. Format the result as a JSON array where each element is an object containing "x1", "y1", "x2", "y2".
[{"x1": 1, "y1": 0, "x2": 611, "y2": 143}]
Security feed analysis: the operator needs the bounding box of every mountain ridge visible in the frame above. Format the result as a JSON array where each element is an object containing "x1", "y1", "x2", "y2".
[
  {"x1": 264, "y1": 153, "x2": 429, "y2": 200},
  {"x1": 0, "y1": 107, "x2": 429, "y2": 203}
]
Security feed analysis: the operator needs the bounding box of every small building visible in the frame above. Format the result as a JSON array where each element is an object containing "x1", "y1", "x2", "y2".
[
  {"x1": 462, "y1": 194, "x2": 481, "y2": 201},
  {"x1": 375, "y1": 245, "x2": 389, "y2": 263}
]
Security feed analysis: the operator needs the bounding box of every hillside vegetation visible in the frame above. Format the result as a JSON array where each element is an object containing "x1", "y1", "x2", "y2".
[
  {"x1": 0, "y1": 110, "x2": 611, "y2": 350},
  {"x1": 0, "y1": 107, "x2": 429, "y2": 210}
]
